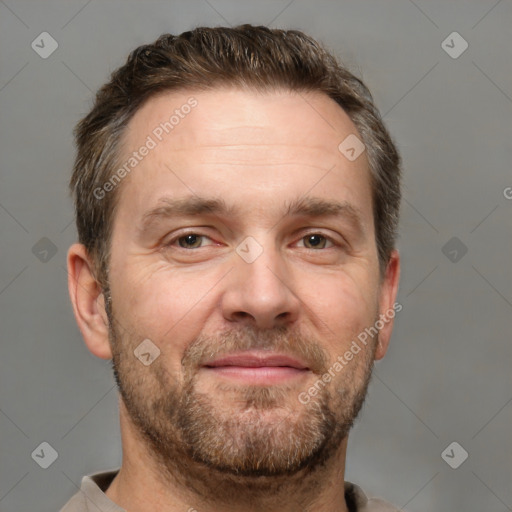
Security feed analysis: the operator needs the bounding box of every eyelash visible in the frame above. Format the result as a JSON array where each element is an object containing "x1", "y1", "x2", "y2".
[{"x1": 166, "y1": 231, "x2": 340, "y2": 250}]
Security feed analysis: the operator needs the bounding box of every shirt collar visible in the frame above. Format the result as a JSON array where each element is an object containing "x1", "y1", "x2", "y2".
[{"x1": 83, "y1": 469, "x2": 378, "y2": 512}]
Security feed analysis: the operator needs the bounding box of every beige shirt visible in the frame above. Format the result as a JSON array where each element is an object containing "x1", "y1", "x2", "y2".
[{"x1": 59, "y1": 469, "x2": 401, "y2": 512}]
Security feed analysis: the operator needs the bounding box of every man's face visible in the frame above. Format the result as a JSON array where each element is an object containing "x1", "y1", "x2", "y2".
[{"x1": 104, "y1": 88, "x2": 388, "y2": 481}]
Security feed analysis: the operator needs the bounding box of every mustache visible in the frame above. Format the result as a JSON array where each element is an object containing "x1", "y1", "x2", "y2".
[{"x1": 181, "y1": 325, "x2": 329, "y2": 376}]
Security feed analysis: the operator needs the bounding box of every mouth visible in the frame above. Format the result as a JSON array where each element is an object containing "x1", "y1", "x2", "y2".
[{"x1": 201, "y1": 350, "x2": 311, "y2": 385}]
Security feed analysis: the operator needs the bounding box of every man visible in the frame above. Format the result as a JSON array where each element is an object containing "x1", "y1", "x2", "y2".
[{"x1": 62, "y1": 24, "x2": 402, "y2": 512}]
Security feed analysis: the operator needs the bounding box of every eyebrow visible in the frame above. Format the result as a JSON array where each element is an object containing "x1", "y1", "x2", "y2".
[{"x1": 139, "y1": 195, "x2": 366, "y2": 234}]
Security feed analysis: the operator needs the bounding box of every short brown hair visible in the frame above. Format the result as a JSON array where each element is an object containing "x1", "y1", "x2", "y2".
[{"x1": 70, "y1": 24, "x2": 401, "y2": 290}]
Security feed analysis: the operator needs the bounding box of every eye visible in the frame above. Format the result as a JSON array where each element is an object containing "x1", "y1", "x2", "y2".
[
  {"x1": 298, "y1": 233, "x2": 335, "y2": 250},
  {"x1": 170, "y1": 233, "x2": 214, "y2": 249},
  {"x1": 166, "y1": 232, "x2": 339, "y2": 252}
]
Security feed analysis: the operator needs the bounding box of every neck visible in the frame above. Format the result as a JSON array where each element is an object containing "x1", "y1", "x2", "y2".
[{"x1": 105, "y1": 397, "x2": 350, "y2": 512}]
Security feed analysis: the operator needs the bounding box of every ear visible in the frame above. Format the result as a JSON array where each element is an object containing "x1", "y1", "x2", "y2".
[
  {"x1": 374, "y1": 249, "x2": 401, "y2": 360},
  {"x1": 67, "y1": 243, "x2": 112, "y2": 360}
]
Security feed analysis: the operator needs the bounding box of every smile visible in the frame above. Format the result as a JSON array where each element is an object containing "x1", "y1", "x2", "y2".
[{"x1": 201, "y1": 351, "x2": 311, "y2": 384}]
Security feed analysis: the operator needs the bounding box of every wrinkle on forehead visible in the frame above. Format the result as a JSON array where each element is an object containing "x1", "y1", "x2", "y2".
[
  {"x1": 122, "y1": 88, "x2": 361, "y2": 157},
  {"x1": 113, "y1": 88, "x2": 373, "y2": 241}
]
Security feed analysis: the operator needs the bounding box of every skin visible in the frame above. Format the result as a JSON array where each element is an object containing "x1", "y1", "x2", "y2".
[{"x1": 67, "y1": 87, "x2": 400, "y2": 512}]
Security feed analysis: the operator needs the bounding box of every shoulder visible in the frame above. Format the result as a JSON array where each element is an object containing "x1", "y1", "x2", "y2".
[
  {"x1": 59, "y1": 490, "x2": 88, "y2": 512},
  {"x1": 59, "y1": 469, "x2": 121, "y2": 512}
]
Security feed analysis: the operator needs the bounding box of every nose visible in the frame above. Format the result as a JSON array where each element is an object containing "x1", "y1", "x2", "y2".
[{"x1": 220, "y1": 239, "x2": 300, "y2": 330}]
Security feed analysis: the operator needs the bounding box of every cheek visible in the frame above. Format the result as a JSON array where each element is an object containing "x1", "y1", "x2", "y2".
[
  {"x1": 300, "y1": 270, "x2": 379, "y2": 357},
  {"x1": 115, "y1": 263, "x2": 220, "y2": 352}
]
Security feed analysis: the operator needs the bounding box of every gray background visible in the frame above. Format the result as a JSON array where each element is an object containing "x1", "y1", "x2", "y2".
[{"x1": 0, "y1": 1, "x2": 511, "y2": 511}]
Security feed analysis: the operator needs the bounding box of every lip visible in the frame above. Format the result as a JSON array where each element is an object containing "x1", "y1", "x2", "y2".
[
  {"x1": 201, "y1": 350, "x2": 310, "y2": 385},
  {"x1": 203, "y1": 350, "x2": 309, "y2": 370}
]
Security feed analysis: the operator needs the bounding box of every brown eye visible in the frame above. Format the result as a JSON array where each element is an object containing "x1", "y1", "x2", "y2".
[
  {"x1": 177, "y1": 234, "x2": 204, "y2": 249},
  {"x1": 302, "y1": 234, "x2": 331, "y2": 249}
]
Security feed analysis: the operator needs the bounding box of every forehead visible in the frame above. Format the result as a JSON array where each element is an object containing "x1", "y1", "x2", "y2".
[
  {"x1": 114, "y1": 87, "x2": 373, "y2": 232},
  {"x1": 122, "y1": 87, "x2": 360, "y2": 157}
]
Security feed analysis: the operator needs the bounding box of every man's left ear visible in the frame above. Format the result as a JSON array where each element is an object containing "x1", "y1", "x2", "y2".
[{"x1": 375, "y1": 249, "x2": 401, "y2": 360}]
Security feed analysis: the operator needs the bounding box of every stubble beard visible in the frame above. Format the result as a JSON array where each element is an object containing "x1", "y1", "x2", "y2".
[{"x1": 104, "y1": 289, "x2": 377, "y2": 501}]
